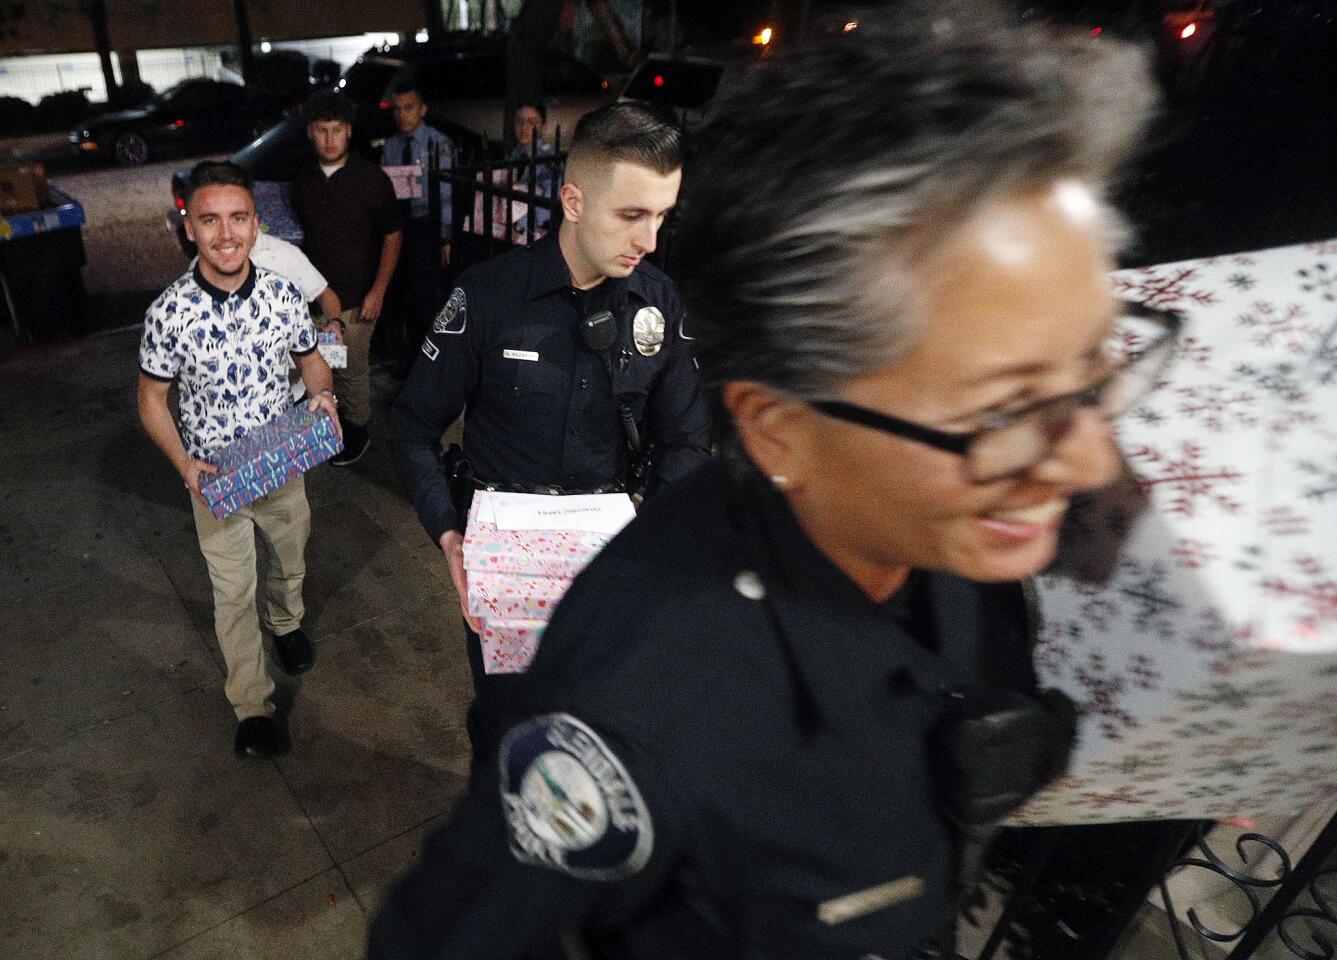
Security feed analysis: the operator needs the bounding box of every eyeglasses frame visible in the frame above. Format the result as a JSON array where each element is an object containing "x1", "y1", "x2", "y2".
[{"x1": 805, "y1": 300, "x2": 1183, "y2": 478}]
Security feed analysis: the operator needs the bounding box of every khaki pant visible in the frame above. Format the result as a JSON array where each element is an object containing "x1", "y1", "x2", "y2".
[
  {"x1": 335, "y1": 306, "x2": 372, "y2": 426},
  {"x1": 190, "y1": 475, "x2": 311, "y2": 720}
]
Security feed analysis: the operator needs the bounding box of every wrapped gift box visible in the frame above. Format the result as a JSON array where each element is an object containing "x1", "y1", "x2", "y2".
[
  {"x1": 253, "y1": 181, "x2": 302, "y2": 245},
  {"x1": 462, "y1": 495, "x2": 616, "y2": 579},
  {"x1": 479, "y1": 617, "x2": 547, "y2": 675},
  {"x1": 316, "y1": 330, "x2": 346, "y2": 369},
  {"x1": 464, "y1": 491, "x2": 634, "y2": 674},
  {"x1": 1008, "y1": 240, "x2": 1337, "y2": 826},
  {"x1": 467, "y1": 570, "x2": 569, "y2": 621},
  {"x1": 199, "y1": 406, "x2": 343, "y2": 520}
]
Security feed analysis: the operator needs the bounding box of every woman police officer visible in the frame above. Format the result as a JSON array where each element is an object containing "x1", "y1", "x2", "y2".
[{"x1": 366, "y1": 4, "x2": 1157, "y2": 958}]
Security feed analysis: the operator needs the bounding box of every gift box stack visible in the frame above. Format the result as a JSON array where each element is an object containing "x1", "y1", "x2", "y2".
[
  {"x1": 316, "y1": 330, "x2": 347, "y2": 369},
  {"x1": 199, "y1": 406, "x2": 343, "y2": 520},
  {"x1": 463, "y1": 491, "x2": 633, "y2": 674},
  {"x1": 1007, "y1": 240, "x2": 1337, "y2": 826}
]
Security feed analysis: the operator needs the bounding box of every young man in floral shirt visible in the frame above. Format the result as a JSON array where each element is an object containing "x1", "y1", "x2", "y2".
[{"x1": 137, "y1": 161, "x2": 340, "y2": 759}]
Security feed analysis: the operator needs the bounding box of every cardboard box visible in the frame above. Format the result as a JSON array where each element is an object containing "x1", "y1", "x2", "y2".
[
  {"x1": 479, "y1": 617, "x2": 547, "y2": 675},
  {"x1": 199, "y1": 406, "x2": 343, "y2": 520},
  {"x1": 1008, "y1": 240, "x2": 1337, "y2": 826},
  {"x1": 0, "y1": 163, "x2": 48, "y2": 215}
]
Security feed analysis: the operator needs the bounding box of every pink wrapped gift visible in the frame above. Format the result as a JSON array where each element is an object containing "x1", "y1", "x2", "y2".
[
  {"x1": 462, "y1": 495, "x2": 613, "y2": 579},
  {"x1": 1007, "y1": 240, "x2": 1337, "y2": 826},
  {"x1": 480, "y1": 618, "x2": 547, "y2": 675},
  {"x1": 467, "y1": 570, "x2": 570, "y2": 621}
]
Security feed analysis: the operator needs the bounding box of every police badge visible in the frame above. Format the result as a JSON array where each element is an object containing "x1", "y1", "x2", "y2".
[
  {"x1": 499, "y1": 714, "x2": 653, "y2": 881},
  {"x1": 433, "y1": 288, "x2": 467, "y2": 335},
  {"x1": 632, "y1": 306, "x2": 666, "y2": 357}
]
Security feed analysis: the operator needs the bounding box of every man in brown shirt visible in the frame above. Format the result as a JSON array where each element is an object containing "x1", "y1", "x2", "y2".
[{"x1": 291, "y1": 91, "x2": 402, "y2": 464}]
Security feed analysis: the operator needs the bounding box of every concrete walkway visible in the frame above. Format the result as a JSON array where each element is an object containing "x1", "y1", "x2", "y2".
[{"x1": 0, "y1": 328, "x2": 470, "y2": 959}]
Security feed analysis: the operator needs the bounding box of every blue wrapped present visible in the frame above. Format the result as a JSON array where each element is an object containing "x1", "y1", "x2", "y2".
[{"x1": 199, "y1": 406, "x2": 342, "y2": 519}]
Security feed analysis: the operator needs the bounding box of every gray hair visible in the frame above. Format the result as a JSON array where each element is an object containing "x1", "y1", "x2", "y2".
[{"x1": 677, "y1": 0, "x2": 1155, "y2": 402}]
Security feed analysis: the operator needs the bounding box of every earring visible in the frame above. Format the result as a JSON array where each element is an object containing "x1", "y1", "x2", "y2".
[{"x1": 769, "y1": 475, "x2": 790, "y2": 489}]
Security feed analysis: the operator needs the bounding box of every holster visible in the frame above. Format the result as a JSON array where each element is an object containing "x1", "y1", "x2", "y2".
[
  {"x1": 442, "y1": 443, "x2": 475, "y2": 533},
  {"x1": 928, "y1": 686, "x2": 1077, "y2": 827}
]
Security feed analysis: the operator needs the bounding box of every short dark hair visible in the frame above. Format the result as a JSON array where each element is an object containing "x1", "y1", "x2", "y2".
[
  {"x1": 390, "y1": 76, "x2": 424, "y2": 101},
  {"x1": 568, "y1": 100, "x2": 681, "y2": 176},
  {"x1": 517, "y1": 99, "x2": 547, "y2": 123},
  {"x1": 303, "y1": 90, "x2": 356, "y2": 126},
  {"x1": 184, "y1": 160, "x2": 253, "y2": 207}
]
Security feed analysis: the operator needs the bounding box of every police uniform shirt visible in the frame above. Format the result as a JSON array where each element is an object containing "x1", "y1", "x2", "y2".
[
  {"x1": 366, "y1": 460, "x2": 1040, "y2": 960},
  {"x1": 390, "y1": 232, "x2": 713, "y2": 543}
]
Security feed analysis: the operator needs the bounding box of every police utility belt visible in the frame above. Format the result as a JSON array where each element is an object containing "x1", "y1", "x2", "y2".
[{"x1": 442, "y1": 443, "x2": 625, "y2": 530}]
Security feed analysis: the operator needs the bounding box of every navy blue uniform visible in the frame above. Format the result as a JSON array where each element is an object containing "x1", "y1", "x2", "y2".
[
  {"x1": 390, "y1": 232, "x2": 713, "y2": 545},
  {"x1": 366, "y1": 461, "x2": 1042, "y2": 960}
]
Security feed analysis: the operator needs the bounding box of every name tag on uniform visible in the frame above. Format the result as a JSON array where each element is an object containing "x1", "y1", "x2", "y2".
[
  {"x1": 817, "y1": 875, "x2": 924, "y2": 925},
  {"x1": 503, "y1": 349, "x2": 539, "y2": 362}
]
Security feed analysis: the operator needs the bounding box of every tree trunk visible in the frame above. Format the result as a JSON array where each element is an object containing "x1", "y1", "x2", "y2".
[
  {"x1": 506, "y1": 0, "x2": 566, "y2": 143},
  {"x1": 84, "y1": 0, "x2": 119, "y2": 104},
  {"x1": 232, "y1": 0, "x2": 255, "y2": 86}
]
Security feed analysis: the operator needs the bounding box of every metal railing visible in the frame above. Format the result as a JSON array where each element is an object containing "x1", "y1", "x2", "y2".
[
  {"x1": 967, "y1": 811, "x2": 1337, "y2": 960},
  {"x1": 427, "y1": 130, "x2": 567, "y2": 275}
]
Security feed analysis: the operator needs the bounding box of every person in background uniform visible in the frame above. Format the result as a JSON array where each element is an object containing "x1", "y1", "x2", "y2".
[
  {"x1": 507, "y1": 99, "x2": 556, "y2": 244},
  {"x1": 367, "y1": 5, "x2": 1159, "y2": 958},
  {"x1": 390, "y1": 100, "x2": 712, "y2": 756},
  {"x1": 291, "y1": 90, "x2": 402, "y2": 466},
  {"x1": 381, "y1": 78, "x2": 454, "y2": 368},
  {"x1": 137, "y1": 161, "x2": 341, "y2": 759}
]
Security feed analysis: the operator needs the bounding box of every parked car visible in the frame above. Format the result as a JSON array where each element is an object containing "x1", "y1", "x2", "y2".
[
  {"x1": 338, "y1": 34, "x2": 613, "y2": 146},
  {"x1": 68, "y1": 79, "x2": 289, "y2": 167}
]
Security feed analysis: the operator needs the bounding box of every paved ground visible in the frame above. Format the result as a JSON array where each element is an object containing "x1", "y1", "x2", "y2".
[
  {"x1": 48, "y1": 156, "x2": 206, "y2": 299},
  {"x1": 0, "y1": 331, "x2": 470, "y2": 960}
]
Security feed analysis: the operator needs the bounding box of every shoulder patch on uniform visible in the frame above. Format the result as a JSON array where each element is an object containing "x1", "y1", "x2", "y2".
[
  {"x1": 433, "y1": 287, "x2": 467, "y2": 335},
  {"x1": 499, "y1": 714, "x2": 653, "y2": 881},
  {"x1": 421, "y1": 337, "x2": 440, "y2": 361}
]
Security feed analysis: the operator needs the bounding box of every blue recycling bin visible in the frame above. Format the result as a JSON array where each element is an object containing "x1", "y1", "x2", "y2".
[{"x1": 0, "y1": 184, "x2": 87, "y2": 342}]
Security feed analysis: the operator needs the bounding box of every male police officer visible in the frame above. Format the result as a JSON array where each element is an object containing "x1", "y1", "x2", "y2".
[{"x1": 390, "y1": 101, "x2": 712, "y2": 752}]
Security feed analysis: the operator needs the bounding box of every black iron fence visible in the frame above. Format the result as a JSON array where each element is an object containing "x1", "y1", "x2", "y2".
[
  {"x1": 425, "y1": 131, "x2": 567, "y2": 277},
  {"x1": 966, "y1": 810, "x2": 1337, "y2": 960}
]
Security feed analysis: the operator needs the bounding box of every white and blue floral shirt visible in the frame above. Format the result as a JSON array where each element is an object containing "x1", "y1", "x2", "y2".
[{"x1": 139, "y1": 262, "x2": 317, "y2": 460}]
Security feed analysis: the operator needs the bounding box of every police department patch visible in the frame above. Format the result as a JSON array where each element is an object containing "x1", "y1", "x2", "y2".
[
  {"x1": 499, "y1": 714, "x2": 653, "y2": 880},
  {"x1": 433, "y1": 288, "x2": 467, "y2": 335}
]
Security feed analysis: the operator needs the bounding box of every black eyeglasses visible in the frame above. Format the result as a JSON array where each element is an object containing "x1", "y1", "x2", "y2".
[{"x1": 807, "y1": 301, "x2": 1182, "y2": 482}]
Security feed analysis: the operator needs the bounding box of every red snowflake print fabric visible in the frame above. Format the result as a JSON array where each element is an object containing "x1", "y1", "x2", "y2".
[{"x1": 1010, "y1": 241, "x2": 1337, "y2": 826}]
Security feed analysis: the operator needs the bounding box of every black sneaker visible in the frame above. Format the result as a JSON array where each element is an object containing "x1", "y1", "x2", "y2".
[
  {"x1": 331, "y1": 425, "x2": 370, "y2": 466},
  {"x1": 273, "y1": 628, "x2": 315, "y2": 676},
  {"x1": 234, "y1": 715, "x2": 282, "y2": 758}
]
